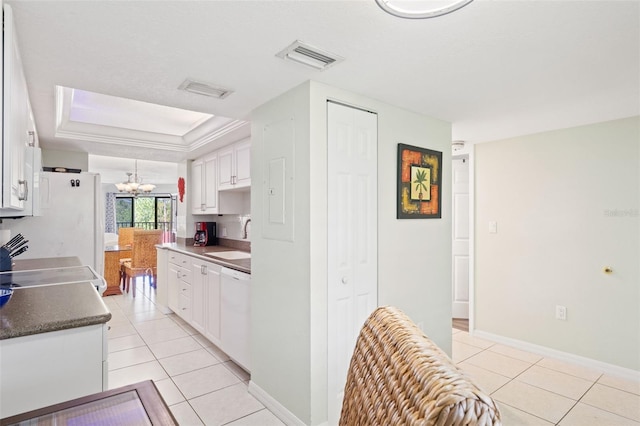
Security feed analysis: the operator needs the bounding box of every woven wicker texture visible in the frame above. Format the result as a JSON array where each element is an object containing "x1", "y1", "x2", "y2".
[
  {"x1": 122, "y1": 229, "x2": 162, "y2": 296},
  {"x1": 118, "y1": 227, "x2": 137, "y2": 246},
  {"x1": 339, "y1": 306, "x2": 501, "y2": 426}
]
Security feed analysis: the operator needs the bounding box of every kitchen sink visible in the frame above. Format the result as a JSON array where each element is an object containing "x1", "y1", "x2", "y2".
[{"x1": 204, "y1": 251, "x2": 251, "y2": 260}]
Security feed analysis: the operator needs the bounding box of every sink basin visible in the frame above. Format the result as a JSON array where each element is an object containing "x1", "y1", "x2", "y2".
[{"x1": 205, "y1": 251, "x2": 251, "y2": 260}]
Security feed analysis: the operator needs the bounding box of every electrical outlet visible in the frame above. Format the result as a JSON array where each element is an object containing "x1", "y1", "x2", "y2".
[
  {"x1": 222, "y1": 227, "x2": 228, "y2": 237},
  {"x1": 555, "y1": 305, "x2": 567, "y2": 320}
]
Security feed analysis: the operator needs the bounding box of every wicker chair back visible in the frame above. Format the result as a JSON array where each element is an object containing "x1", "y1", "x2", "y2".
[{"x1": 340, "y1": 306, "x2": 502, "y2": 426}]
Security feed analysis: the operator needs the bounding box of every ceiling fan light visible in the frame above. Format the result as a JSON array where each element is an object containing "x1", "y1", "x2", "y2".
[{"x1": 374, "y1": 0, "x2": 474, "y2": 19}]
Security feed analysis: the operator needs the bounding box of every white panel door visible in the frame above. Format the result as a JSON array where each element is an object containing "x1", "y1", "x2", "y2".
[
  {"x1": 452, "y1": 156, "x2": 470, "y2": 319},
  {"x1": 327, "y1": 102, "x2": 378, "y2": 425}
]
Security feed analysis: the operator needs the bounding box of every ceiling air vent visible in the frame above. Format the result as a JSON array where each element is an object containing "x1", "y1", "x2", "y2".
[
  {"x1": 178, "y1": 79, "x2": 234, "y2": 99},
  {"x1": 276, "y1": 40, "x2": 344, "y2": 71}
]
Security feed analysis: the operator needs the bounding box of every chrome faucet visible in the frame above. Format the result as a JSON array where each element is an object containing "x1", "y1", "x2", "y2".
[{"x1": 242, "y1": 218, "x2": 251, "y2": 239}]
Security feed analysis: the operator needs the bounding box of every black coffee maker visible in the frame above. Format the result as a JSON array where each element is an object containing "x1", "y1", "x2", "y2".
[{"x1": 194, "y1": 222, "x2": 217, "y2": 246}]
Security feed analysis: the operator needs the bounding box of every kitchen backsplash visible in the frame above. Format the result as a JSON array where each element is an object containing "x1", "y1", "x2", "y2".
[{"x1": 215, "y1": 214, "x2": 251, "y2": 241}]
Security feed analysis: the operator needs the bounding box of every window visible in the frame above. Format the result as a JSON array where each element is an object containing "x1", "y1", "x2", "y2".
[{"x1": 115, "y1": 195, "x2": 174, "y2": 234}]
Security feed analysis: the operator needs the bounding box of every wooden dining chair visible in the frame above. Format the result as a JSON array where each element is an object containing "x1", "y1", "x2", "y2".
[{"x1": 121, "y1": 229, "x2": 162, "y2": 297}]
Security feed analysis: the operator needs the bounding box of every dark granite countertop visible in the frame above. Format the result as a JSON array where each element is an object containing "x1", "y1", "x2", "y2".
[
  {"x1": 0, "y1": 256, "x2": 112, "y2": 340},
  {"x1": 0, "y1": 281, "x2": 112, "y2": 340},
  {"x1": 12, "y1": 256, "x2": 84, "y2": 271},
  {"x1": 157, "y1": 243, "x2": 251, "y2": 274}
]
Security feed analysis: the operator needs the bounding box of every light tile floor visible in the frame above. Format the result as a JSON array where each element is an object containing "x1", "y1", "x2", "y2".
[
  {"x1": 452, "y1": 328, "x2": 640, "y2": 425},
  {"x1": 103, "y1": 286, "x2": 285, "y2": 426},
  {"x1": 104, "y1": 285, "x2": 640, "y2": 425}
]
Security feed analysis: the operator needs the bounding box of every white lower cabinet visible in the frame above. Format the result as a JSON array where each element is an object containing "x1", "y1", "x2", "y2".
[
  {"x1": 166, "y1": 250, "x2": 242, "y2": 368},
  {"x1": 167, "y1": 262, "x2": 180, "y2": 313},
  {"x1": 191, "y1": 260, "x2": 206, "y2": 334},
  {"x1": 0, "y1": 324, "x2": 107, "y2": 418},
  {"x1": 192, "y1": 258, "x2": 222, "y2": 346},
  {"x1": 220, "y1": 267, "x2": 251, "y2": 371},
  {"x1": 167, "y1": 252, "x2": 192, "y2": 322}
]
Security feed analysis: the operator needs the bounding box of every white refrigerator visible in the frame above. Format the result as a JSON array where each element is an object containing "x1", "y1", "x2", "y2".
[{"x1": 2, "y1": 172, "x2": 104, "y2": 274}]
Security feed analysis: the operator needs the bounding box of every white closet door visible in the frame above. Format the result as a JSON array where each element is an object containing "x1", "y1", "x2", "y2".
[
  {"x1": 452, "y1": 156, "x2": 470, "y2": 318},
  {"x1": 327, "y1": 101, "x2": 378, "y2": 425}
]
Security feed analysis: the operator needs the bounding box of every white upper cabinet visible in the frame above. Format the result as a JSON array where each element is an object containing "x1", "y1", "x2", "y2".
[
  {"x1": 1, "y1": 5, "x2": 40, "y2": 216},
  {"x1": 218, "y1": 138, "x2": 251, "y2": 191},
  {"x1": 192, "y1": 139, "x2": 249, "y2": 215},
  {"x1": 191, "y1": 152, "x2": 218, "y2": 214}
]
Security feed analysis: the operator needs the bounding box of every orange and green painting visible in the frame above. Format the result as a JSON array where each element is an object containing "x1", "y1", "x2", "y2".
[{"x1": 398, "y1": 143, "x2": 442, "y2": 218}]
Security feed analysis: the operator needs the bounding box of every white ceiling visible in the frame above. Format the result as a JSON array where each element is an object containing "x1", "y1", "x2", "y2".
[{"x1": 6, "y1": 0, "x2": 640, "y2": 183}]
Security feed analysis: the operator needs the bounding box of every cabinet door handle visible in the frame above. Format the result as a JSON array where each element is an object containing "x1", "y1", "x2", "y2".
[
  {"x1": 18, "y1": 180, "x2": 28, "y2": 201},
  {"x1": 177, "y1": 270, "x2": 182, "y2": 279},
  {"x1": 201, "y1": 265, "x2": 207, "y2": 275},
  {"x1": 27, "y1": 131, "x2": 35, "y2": 147}
]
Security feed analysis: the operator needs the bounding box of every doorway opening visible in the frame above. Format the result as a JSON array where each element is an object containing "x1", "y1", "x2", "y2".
[{"x1": 452, "y1": 154, "x2": 470, "y2": 323}]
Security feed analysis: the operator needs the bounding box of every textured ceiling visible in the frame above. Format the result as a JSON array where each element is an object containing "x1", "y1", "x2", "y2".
[{"x1": 6, "y1": 0, "x2": 640, "y2": 178}]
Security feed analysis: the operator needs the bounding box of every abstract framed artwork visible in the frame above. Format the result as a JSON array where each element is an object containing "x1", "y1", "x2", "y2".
[{"x1": 397, "y1": 143, "x2": 442, "y2": 219}]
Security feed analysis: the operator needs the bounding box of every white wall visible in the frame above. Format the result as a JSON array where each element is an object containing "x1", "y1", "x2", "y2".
[
  {"x1": 251, "y1": 81, "x2": 452, "y2": 425},
  {"x1": 42, "y1": 149, "x2": 88, "y2": 171},
  {"x1": 251, "y1": 82, "x2": 313, "y2": 423},
  {"x1": 475, "y1": 116, "x2": 639, "y2": 371}
]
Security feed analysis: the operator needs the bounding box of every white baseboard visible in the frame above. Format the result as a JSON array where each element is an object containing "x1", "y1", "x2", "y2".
[
  {"x1": 248, "y1": 381, "x2": 306, "y2": 426},
  {"x1": 472, "y1": 329, "x2": 640, "y2": 380}
]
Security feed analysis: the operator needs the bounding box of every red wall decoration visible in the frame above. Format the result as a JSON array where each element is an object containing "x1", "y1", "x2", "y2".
[{"x1": 178, "y1": 177, "x2": 185, "y2": 203}]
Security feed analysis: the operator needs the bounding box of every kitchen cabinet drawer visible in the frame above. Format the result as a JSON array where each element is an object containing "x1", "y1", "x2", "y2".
[
  {"x1": 169, "y1": 252, "x2": 190, "y2": 268},
  {"x1": 177, "y1": 266, "x2": 191, "y2": 283},
  {"x1": 179, "y1": 281, "x2": 191, "y2": 299},
  {"x1": 178, "y1": 293, "x2": 191, "y2": 322}
]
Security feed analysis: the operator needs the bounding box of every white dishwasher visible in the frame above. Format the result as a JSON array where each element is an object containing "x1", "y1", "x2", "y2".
[{"x1": 220, "y1": 267, "x2": 251, "y2": 371}]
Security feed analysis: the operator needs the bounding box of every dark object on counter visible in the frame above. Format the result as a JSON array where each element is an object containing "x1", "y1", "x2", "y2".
[
  {"x1": 1, "y1": 234, "x2": 28, "y2": 260},
  {"x1": 42, "y1": 166, "x2": 81, "y2": 173},
  {"x1": 2, "y1": 233, "x2": 24, "y2": 251},
  {"x1": 0, "y1": 380, "x2": 178, "y2": 425},
  {"x1": 0, "y1": 288, "x2": 12, "y2": 308},
  {"x1": 0, "y1": 248, "x2": 11, "y2": 272},
  {"x1": 10, "y1": 245, "x2": 28, "y2": 258},
  {"x1": 194, "y1": 221, "x2": 217, "y2": 246}
]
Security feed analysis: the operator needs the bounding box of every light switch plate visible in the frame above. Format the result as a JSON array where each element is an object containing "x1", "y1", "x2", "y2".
[{"x1": 489, "y1": 221, "x2": 498, "y2": 234}]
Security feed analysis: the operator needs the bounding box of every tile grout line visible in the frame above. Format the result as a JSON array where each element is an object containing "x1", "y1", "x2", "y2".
[
  {"x1": 453, "y1": 330, "x2": 640, "y2": 424},
  {"x1": 573, "y1": 374, "x2": 640, "y2": 424},
  {"x1": 117, "y1": 282, "x2": 209, "y2": 425},
  {"x1": 109, "y1": 280, "x2": 257, "y2": 425},
  {"x1": 553, "y1": 375, "x2": 602, "y2": 426}
]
